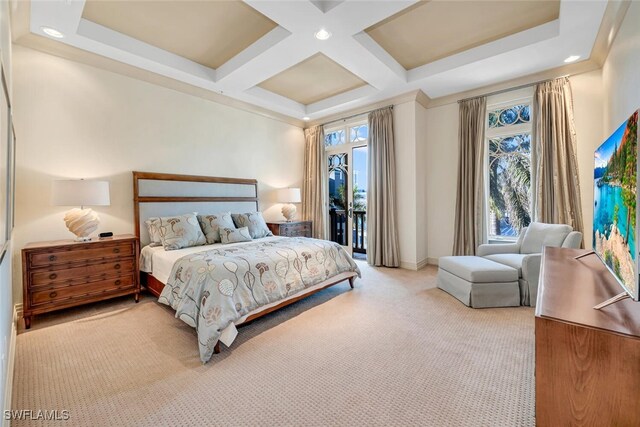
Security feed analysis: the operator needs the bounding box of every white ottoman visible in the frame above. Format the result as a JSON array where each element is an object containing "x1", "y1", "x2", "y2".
[{"x1": 438, "y1": 256, "x2": 520, "y2": 308}]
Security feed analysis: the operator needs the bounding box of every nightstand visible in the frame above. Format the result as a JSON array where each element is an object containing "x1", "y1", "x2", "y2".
[
  {"x1": 21, "y1": 234, "x2": 140, "y2": 329},
  {"x1": 266, "y1": 221, "x2": 312, "y2": 237}
]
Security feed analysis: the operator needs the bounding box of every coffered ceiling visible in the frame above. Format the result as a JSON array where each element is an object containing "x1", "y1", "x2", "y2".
[
  {"x1": 258, "y1": 53, "x2": 367, "y2": 105},
  {"x1": 19, "y1": 0, "x2": 611, "y2": 121},
  {"x1": 365, "y1": 1, "x2": 561, "y2": 70},
  {"x1": 81, "y1": 0, "x2": 278, "y2": 69}
]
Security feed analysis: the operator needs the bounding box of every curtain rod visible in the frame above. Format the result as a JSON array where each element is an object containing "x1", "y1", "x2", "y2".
[
  {"x1": 457, "y1": 74, "x2": 570, "y2": 104},
  {"x1": 320, "y1": 104, "x2": 393, "y2": 128}
]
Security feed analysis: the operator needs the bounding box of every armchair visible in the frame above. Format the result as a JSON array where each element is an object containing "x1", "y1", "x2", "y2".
[{"x1": 477, "y1": 222, "x2": 582, "y2": 306}]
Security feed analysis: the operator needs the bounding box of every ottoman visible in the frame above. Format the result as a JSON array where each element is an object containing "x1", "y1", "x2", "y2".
[{"x1": 437, "y1": 256, "x2": 520, "y2": 308}]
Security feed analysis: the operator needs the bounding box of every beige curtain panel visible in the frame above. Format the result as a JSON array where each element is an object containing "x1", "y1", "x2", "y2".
[
  {"x1": 367, "y1": 106, "x2": 400, "y2": 267},
  {"x1": 452, "y1": 97, "x2": 487, "y2": 256},
  {"x1": 302, "y1": 125, "x2": 328, "y2": 239},
  {"x1": 532, "y1": 77, "x2": 584, "y2": 240}
]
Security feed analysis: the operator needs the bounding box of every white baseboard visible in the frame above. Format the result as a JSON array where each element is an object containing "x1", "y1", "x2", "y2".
[
  {"x1": 3, "y1": 305, "x2": 18, "y2": 427},
  {"x1": 400, "y1": 258, "x2": 430, "y2": 271},
  {"x1": 427, "y1": 257, "x2": 439, "y2": 266}
]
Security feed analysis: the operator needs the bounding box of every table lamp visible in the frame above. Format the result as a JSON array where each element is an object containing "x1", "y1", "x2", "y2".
[
  {"x1": 52, "y1": 179, "x2": 110, "y2": 241},
  {"x1": 277, "y1": 188, "x2": 301, "y2": 222}
]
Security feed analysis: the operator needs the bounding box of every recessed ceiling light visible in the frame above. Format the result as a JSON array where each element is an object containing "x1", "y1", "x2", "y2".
[
  {"x1": 41, "y1": 27, "x2": 64, "y2": 39},
  {"x1": 303, "y1": 116, "x2": 310, "y2": 121},
  {"x1": 564, "y1": 55, "x2": 580, "y2": 63},
  {"x1": 314, "y1": 28, "x2": 331, "y2": 41}
]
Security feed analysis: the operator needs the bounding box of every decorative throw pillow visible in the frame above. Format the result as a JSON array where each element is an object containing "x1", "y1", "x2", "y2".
[
  {"x1": 144, "y1": 218, "x2": 163, "y2": 247},
  {"x1": 520, "y1": 222, "x2": 573, "y2": 254},
  {"x1": 231, "y1": 212, "x2": 273, "y2": 239},
  {"x1": 197, "y1": 212, "x2": 236, "y2": 244},
  {"x1": 220, "y1": 227, "x2": 252, "y2": 244},
  {"x1": 157, "y1": 213, "x2": 207, "y2": 251}
]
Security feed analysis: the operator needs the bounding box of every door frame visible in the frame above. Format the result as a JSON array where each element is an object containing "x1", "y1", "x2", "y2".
[{"x1": 324, "y1": 118, "x2": 368, "y2": 255}]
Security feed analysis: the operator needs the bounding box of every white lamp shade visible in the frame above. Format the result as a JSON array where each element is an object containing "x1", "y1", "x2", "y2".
[
  {"x1": 52, "y1": 180, "x2": 111, "y2": 207},
  {"x1": 277, "y1": 188, "x2": 301, "y2": 203}
]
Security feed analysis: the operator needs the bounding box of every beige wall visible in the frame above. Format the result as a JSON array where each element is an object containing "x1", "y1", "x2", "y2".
[
  {"x1": 392, "y1": 99, "x2": 430, "y2": 270},
  {"x1": 571, "y1": 69, "x2": 604, "y2": 248},
  {"x1": 603, "y1": 1, "x2": 640, "y2": 134},
  {"x1": 393, "y1": 101, "x2": 418, "y2": 268},
  {"x1": 11, "y1": 45, "x2": 305, "y2": 301},
  {"x1": 415, "y1": 103, "x2": 429, "y2": 265},
  {"x1": 425, "y1": 102, "x2": 458, "y2": 261}
]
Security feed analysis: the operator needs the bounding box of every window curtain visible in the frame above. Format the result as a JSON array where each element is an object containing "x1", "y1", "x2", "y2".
[
  {"x1": 452, "y1": 97, "x2": 487, "y2": 256},
  {"x1": 302, "y1": 125, "x2": 328, "y2": 239},
  {"x1": 367, "y1": 106, "x2": 400, "y2": 267},
  {"x1": 531, "y1": 77, "x2": 584, "y2": 239}
]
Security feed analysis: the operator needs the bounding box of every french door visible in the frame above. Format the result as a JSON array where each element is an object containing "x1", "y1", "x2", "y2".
[{"x1": 325, "y1": 122, "x2": 368, "y2": 257}]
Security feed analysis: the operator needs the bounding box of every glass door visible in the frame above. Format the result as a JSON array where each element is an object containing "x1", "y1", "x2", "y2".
[
  {"x1": 325, "y1": 121, "x2": 368, "y2": 258},
  {"x1": 328, "y1": 152, "x2": 350, "y2": 251},
  {"x1": 352, "y1": 146, "x2": 367, "y2": 256}
]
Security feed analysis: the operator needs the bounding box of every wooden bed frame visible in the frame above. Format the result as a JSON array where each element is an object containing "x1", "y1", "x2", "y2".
[{"x1": 133, "y1": 171, "x2": 356, "y2": 354}]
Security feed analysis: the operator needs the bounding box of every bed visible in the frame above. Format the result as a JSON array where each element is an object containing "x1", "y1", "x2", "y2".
[{"x1": 133, "y1": 171, "x2": 360, "y2": 363}]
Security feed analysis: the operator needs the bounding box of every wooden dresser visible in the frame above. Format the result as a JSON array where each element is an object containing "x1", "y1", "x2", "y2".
[
  {"x1": 536, "y1": 247, "x2": 640, "y2": 426},
  {"x1": 266, "y1": 220, "x2": 312, "y2": 237},
  {"x1": 22, "y1": 234, "x2": 140, "y2": 329}
]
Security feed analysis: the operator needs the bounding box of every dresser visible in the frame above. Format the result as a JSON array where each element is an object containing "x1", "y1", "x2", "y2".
[
  {"x1": 266, "y1": 220, "x2": 312, "y2": 237},
  {"x1": 535, "y1": 247, "x2": 640, "y2": 426},
  {"x1": 22, "y1": 234, "x2": 140, "y2": 329}
]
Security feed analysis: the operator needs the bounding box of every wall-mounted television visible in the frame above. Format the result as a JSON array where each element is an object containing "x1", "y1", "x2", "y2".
[{"x1": 593, "y1": 109, "x2": 639, "y2": 302}]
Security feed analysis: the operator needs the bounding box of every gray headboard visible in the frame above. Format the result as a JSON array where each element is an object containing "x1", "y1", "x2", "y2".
[{"x1": 133, "y1": 171, "x2": 259, "y2": 247}]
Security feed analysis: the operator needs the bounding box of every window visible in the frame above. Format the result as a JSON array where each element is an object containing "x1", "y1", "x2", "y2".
[
  {"x1": 486, "y1": 101, "x2": 533, "y2": 240},
  {"x1": 324, "y1": 123, "x2": 368, "y2": 147}
]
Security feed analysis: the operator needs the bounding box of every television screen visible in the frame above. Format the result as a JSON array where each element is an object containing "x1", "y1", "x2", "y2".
[{"x1": 593, "y1": 110, "x2": 639, "y2": 301}]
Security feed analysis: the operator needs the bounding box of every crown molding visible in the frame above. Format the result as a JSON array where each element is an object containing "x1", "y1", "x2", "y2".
[
  {"x1": 306, "y1": 89, "x2": 430, "y2": 127},
  {"x1": 425, "y1": 59, "x2": 601, "y2": 109}
]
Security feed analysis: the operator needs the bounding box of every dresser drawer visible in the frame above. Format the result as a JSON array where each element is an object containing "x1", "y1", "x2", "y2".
[
  {"x1": 30, "y1": 275, "x2": 136, "y2": 306},
  {"x1": 29, "y1": 242, "x2": 134, "y2": 268},
  {"x1": 30, "y1": 258, "x2": 135, "y2": 287},
  {"x1": 281, "y1": 223, "x2": 311, "y2": 236}
]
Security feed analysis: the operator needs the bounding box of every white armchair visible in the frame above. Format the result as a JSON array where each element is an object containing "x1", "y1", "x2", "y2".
[{"x1": 477, "y1": 222, "x2": 582, "y2": 306}]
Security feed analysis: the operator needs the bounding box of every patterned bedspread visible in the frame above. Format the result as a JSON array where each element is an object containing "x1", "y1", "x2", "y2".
[{"x1": 158, "y1": 237, "x2": 361, "y2": 362}]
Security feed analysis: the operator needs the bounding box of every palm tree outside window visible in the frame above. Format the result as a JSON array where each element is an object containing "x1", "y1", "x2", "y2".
[{"x1": 486, "y1": 100, "x2": 533, "y2": 240}]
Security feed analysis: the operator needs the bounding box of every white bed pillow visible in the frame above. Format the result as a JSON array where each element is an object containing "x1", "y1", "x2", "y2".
[
  {"x1": 231, "y1": 212, "x2": 273, "y2": 239},
  {"x1": 157, "y1": 213, "x2": 207, "y2": 251},
  {"x1": 197, "y1": 212, "x2": 236, "y2": 244},
  {"x1": 144, "y1": 218, "x2": 163, "y2": 247},
  {"x1": 220, "y1": 227, "x2": 252, "y2": 244}
]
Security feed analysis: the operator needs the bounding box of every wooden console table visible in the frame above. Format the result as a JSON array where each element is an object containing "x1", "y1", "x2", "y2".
[{"x1": 535, "y1": 247, "x2": 640, "y2": 426}]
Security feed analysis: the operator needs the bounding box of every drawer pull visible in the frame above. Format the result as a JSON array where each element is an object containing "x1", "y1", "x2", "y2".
[
  {"x1": 115, "y1": 279, "x2": 121, "y2": 286},
  {"x1": 49, "y1": 291, "x2": 57, "y2": 298},
  {"x1": 49, "y1": 255, "x2": 57, "y2": 262},
  {"x1": 113, "y1": 248, "x2": 120, "y2": 253},
  {"x1": 114, "y1": 264, "x2": 121, "y2": 270},
  {"x1": 49, "y1": 273, "x2": 57, "y2": 280}
]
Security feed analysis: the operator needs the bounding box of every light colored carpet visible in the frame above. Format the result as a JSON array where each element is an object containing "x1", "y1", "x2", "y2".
[{"x1": 13, "y1": 262, "x2": 535, "y2": 426}]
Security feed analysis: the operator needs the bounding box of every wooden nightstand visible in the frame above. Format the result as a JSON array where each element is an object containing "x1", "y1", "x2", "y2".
[
  {"x1": 266, "y1": 221, "x2": 312, "y2": 238},
  {"x1": 21, "y1": 234, "x2": 140, "y2": 329}
]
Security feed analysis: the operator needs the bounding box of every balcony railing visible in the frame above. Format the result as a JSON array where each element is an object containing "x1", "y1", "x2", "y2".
[
  {"x1": 353, "y1": 210, "x2": 366, "y2": 254},
  {"x1": 329, "y1": 209, "x2": 366, "y2": 254}
]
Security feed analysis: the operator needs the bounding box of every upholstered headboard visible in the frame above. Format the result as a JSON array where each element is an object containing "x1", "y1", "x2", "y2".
[{"x1": 133, "y1": 171, "x2": 259, "y2": 247}]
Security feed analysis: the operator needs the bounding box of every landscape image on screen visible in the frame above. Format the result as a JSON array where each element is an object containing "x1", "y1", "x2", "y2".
[{"x1": 593, "y1": 110, "x2": 638, "y2": 298}]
